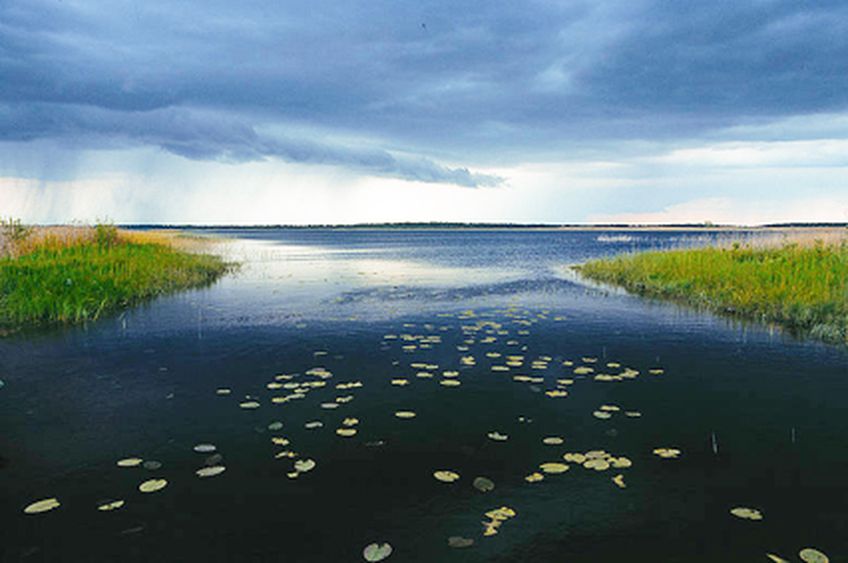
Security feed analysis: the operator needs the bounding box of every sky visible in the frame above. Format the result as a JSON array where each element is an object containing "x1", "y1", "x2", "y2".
[{"x1": 2, "y1": 0, "x2": 848, "y2": 225}]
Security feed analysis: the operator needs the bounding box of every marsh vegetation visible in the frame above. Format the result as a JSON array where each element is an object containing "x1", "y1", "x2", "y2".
[
  {"x1": 0, "y1": 221, "x2": 230, "y2": 330},
  {"x1": 576, "y1": 233, "x2": 848, "y2": 344}
]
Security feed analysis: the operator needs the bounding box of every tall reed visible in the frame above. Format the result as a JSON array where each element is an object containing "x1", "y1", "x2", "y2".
[
  {"x1": 0, "y1": 224, "x2": 230, "y2": 330},
  {"x1": 576, "y1": 237, "x2": 848, "y2": 344}
]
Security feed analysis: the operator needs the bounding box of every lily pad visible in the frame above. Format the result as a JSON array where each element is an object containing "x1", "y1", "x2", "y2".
[
  {"x1": 239, "y1": 401, "x2": 260, "y2": 409},
  {"x1": 336, "y1": 428, "x2": 358, "y2": 437},
  {"x1": 799, "y1": 548, "x2": 829, "y2": 563},
  {"x1": 394, "y1": 411, "x2": 416, "y2": 419},
  {"x1": 540, "y1": 462, "x2": 569, "y2": 474},
  {"x1": 97, "y1": 499, "x2": 125, "y2": 511},
  {"x1": 583, "y1": 459, "x2": 611, "y2": 471},
  {"x1": 542, "y1": 437, "x2": 564, "y2": 445},
  {"x1": 434, "y1": 470, "x2": 460, "y2": 483},
  {"x1": 24, "y1": 498, "x2": 60, "y2": 514},
  {"x1": 193, "y1": 444, "x2": 216, "y2": 453},
  {"x1": 730, "y1": 507, "x2": 763, "y2": 521},
  {"x1": 117, "y1": 457, "x2": 143, "y2": 468},
  {"x1": 487, "y1": 431, "x2": 508, "y2": 442},
  {"x1": 196, "y1": 465, "x2": 226, "y2": 478},
  {"x1": 204, "y1": 453, "x2": 223, "y2": 466},
  {"x1": 472, "y1": 476, "x2": 495, "y2": 492},
  {"x1": 447, "y1": 536, "x2": 475, "y2": 549},
  {"x1": 294, "y1": 458, "x2": 316, "y2": 473},
  {"x1": 525, "y1": 472, "x2": 544, "y2": 483},
  {"x1": 138, "y1": 479, "x2": 168, "y2": 493},
  {"x1": 563, "y1": 453, "x2": 586, "y2": 464},
  {"x1": 653, "y1": 447, "x2": 682, "y2": 459},
  {"x1": 268, "y1": 421, "x2": 284, "y2": 431},
  {"x1": 609, "y1": 457, "x2": 633, "y2": 469},
  {"x1": 363, "y1": 542, "x2": 393, "y2": 562}
]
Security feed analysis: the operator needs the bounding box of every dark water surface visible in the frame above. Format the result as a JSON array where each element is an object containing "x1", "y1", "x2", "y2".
[{"x1": 1, "y1": 229, "x2": 846, "y2": 563}]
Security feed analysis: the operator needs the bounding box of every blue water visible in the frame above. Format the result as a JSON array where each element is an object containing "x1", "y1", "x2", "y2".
[{"x1": 1, "y1": 229, "x2": 845, "y2": 563}]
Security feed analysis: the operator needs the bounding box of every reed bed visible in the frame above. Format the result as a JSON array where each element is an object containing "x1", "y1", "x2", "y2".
[
  {"x1": 576, "y1": 233, "x2": 848, "y2": 344},
  {"x1": 0, "y1": 224, "x2": 231, "y2": 331}
]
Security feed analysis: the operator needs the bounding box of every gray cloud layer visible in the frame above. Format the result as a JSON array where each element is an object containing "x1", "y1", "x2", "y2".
[
  {"x1": 3, "y1": 0, "x2": 848, "y2": 180},
  {"x1": 0, "y1": 103, "x2": 500, "y2": 186}
]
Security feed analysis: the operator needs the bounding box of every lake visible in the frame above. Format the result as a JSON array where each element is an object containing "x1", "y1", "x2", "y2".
[{"x1": 1, "y1": 228, "x2": 846, "y2": 563}]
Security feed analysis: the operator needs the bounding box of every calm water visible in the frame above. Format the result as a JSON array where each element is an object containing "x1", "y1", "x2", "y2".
[{"x1": 1, "y1": 229, "x2": 846, "y2": 563}]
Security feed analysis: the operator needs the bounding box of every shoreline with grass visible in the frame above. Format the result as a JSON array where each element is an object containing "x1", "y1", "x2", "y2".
[
  {"x1": 573, "y1": 232, "x2": 848, "y2": 345},
  {"x1": 0, "y1": 222, "x2": 232, "y2": 334}
]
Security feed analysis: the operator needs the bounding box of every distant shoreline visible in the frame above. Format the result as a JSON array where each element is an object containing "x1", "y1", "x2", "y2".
[{"x1": 113, "y1": 222, "x2": 848, "y2": 232}]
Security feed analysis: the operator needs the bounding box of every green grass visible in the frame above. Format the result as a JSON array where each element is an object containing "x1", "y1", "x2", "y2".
[
  {"x1": 575, "y1": 241, "x2": 848, "y2": 344},
  {"x1": 0, "y1": 237, "x2": 230, "y2": 330}
]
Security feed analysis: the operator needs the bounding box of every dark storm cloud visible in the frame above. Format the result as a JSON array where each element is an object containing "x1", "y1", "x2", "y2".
[
  {"x1": 584, "y1": 1, "x2": 848, "y2": 116},
  {"x1": 0, "y1": 103, "x2": 501, "y2": 186},
  {"x1": 3, "y1": 0, "x2": 848, "y2": 176}
]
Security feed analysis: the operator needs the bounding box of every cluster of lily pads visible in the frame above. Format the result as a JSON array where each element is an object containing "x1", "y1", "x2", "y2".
[
  {"x1": 23, "y1": 443, "x2": 227, "y2": 517},
  {"x1": 18, "y1": 306, "x2": 832, "y2": 562}
]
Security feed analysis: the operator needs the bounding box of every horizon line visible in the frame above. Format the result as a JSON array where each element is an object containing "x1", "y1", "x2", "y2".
[{"x1": 25, "y1": 221, "x2": 848, "y2": 229}]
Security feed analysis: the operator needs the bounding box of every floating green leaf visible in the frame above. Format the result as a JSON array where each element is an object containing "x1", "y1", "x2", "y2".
[
  {"x1": 447, "y1": 536, "x2": 474, "y2": 549},
  {"x1": 525, "y1": 472, "x2": 544, "y2": 483},
  {"x1": 540, "y1": 462, "x2": 569, "y2": 474},
  {"x1": 730, "y1": 507, "x2": 763, "y2": 521},
  {"x1": 799, "y1": 549, "x2": 829, "y2": 563},
  {"x1": 138, "y1": 479, "x2": 168, "y2": 493},
  {"x1": 97, "y1": 499, "x2": 125, "y2": 511},
  {"x1": 196, "y1": 465, "x2": 226, "y2": 478},
  {"x1": 24, "y1": 498, "x2": 60, "y2": 514},
  {"x1": 434, "y1": 470, "x2": 460, "y2": 483},
  {"x1": 294, "y1": 459, "x2": 316, "y2": 473},
  {"x1": 472, "y1": 477, "x2": 495, "y2": 492},
  {"x1": 363, "y1": 542, "x2": 393, "y2": 562},
  {"x1": 117, "y1": 457, "x2": 143, "y2": 468}
]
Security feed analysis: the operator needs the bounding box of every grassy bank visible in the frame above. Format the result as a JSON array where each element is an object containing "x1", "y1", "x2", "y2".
[
  {"x1": 575, "y1": 237, "x2": 848, "y2": 344},
  {"x1": 0, "y1": 223, "x2": 231, "y2": 331}
]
